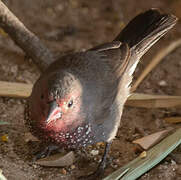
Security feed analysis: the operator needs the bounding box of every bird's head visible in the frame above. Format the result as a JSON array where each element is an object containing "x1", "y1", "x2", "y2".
[{"x1": 29, "y1": 71, "x2": 86, "y2": 136}]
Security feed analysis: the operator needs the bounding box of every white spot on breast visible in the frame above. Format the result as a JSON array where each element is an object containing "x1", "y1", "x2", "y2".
[
  {"x1": 78, "y1": 127, "x2": 83, "y2": 131},
  {"x1": 86, "y1": 126, "x2": 91, "y2": 135}
]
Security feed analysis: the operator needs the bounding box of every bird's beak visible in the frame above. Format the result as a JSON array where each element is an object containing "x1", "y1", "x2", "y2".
[{"x1": 46, "y1": 101, "x2": 62, "y2": 124}]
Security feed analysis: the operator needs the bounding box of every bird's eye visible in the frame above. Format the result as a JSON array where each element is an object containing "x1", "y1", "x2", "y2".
[{"x1": 68, "y1": 100, "x2": 73, "y2": 108}]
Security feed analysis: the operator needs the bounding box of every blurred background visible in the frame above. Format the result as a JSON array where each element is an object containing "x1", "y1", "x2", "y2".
[{"x1": 0, "y1": 0, "x2": 181, "y2": 179}]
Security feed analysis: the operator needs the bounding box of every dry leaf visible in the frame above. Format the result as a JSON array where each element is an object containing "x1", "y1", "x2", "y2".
[
  {"x1": 164, "y1": 117, "x2": 181, "y2": 124},
  {"x1": 126, "y1": 93, "x2": 181, "y2": 108},
  {"x1": 36, "y1": 151, "x2": 75, "y2": 167},
  {"x1": 0, "y1": 81, "x2": 32, "y2": 98},
  {"x1": 104, "y1": 128, "x2": 181, "y2": 180},
  {"x1": 133, "y1": 129, "x2": 172, "y2": 150},
  {"x1": 1, "y1": 81, "x2": 181, "y2": 109}
]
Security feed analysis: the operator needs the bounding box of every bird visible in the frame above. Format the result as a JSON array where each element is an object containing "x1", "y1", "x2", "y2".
[{"x1": 25, "y1": 9, "x2": 177, "y2": 178}]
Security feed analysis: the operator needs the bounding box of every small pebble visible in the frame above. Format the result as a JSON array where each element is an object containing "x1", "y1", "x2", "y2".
[
  {"x1": 140, "y1": 151, "x2": 147, "y2": 158},
  {"x1": 56, "y1": 4, "x2": 64, "y2": 11},
  {"x1": 32, "y1": 164, "x2": 38, "y2": 169},
  {"x1": 96, "y1": 142, "x2": 104, "y2": 148},
  {"x1": 90, "y1": 150, "x2": 99, "y2": 156},
  {"x1": 60, "y1": 168, "x2": 67, "y2": 175},
  {"x1": 171, "y1": 159, "x2": 176, "y2": 165},
  {"x1": 113, "y1": 159, "x2": 120, "y2": 164},
  {"x1": 111, "y1": 164, "x2": 118, "y2": 169},
  {"x1": 1, "y1": 134, "x2": 8, "y2": 142},
  {"x1": 70, "y1": 164, "x2": 76, "y2": 170},
  {"x1": 10, "y1": 65, "x2": 18, "y2": 75},
  {"x1": 158, "y1": 80, "x2": 167, "y2": 86}
]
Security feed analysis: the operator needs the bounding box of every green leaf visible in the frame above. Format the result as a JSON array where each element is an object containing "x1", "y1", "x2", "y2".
[
  {"x1": 0, "y1": 122, "x2": 9, "y2": 125},
  {"x1": 0, "y1": 169, "x2": 7, "y2": 180},
  {"x1": 104, "y1": 128, "x2": 181, "y2": 180}
]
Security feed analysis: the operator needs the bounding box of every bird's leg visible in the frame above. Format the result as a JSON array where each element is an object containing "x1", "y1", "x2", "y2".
[
  {"x1": 79, "y1": 141, "x2": 112, "y2": 180},
  {"x1": 33, "y1": 144, "x2": 59, "y2": 161},
  {"x1": 94, "y1": 141, "x2": 112, "y2": 176}
]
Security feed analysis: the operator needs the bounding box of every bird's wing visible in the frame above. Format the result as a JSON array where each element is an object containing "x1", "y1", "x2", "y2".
[
  {"x1": 88, "y1": 42, "x2": 132, "y2": 126},
  {"x1": 92, "y1": 9, "x2": 177, "y2": 128},
  {"x1": 90, "y1": 41, "x2": 131, "y2": 78}
]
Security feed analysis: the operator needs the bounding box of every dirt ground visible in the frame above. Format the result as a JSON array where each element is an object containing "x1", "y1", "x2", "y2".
[{"x1": 0, "y1": 0, "x2": 181, "y2": 179}]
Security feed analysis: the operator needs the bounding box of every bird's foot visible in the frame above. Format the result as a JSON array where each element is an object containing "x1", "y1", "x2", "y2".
[{"x1": 33, "y1": 144, "x2": 59, "y2": 161}]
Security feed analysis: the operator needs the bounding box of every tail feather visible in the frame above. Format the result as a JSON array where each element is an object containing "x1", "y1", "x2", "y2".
[
  {"x1": 115, "y1": 9, "x2": 177, "y2": 81},
  {"x1": 115, "y1": 9, "x2": 177, "y2": 104},
  {"x1": 115, "y1": 9, "x2": 177, "y2": 57}
]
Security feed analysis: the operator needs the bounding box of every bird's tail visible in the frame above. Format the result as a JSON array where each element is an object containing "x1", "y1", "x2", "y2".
[
  {"x1": 114, "y1": 9, "x2": 177, "y2": 103},
  {"x1": 114, "y1": 9, "x2": 177, "y2": 60},
  {"x1": 114, "y1": 9, "x2": 177, "y2": 95}
]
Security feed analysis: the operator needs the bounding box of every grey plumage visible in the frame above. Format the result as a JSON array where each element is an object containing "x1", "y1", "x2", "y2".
[{"x1": 27, "y1": 9, "x2": 177, "y2": 177}]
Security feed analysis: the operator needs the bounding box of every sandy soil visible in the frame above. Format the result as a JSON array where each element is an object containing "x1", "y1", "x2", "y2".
[{"x1": 0, "y1": 0, "x2": 181, "y2": 179}]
